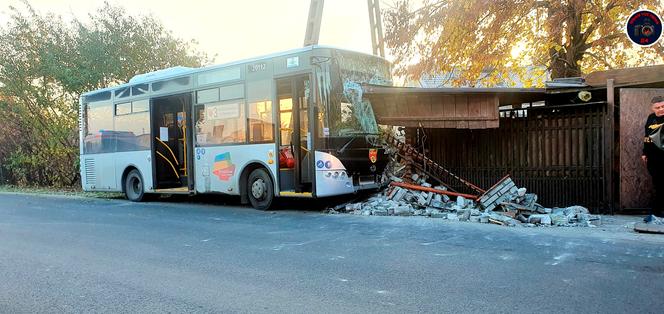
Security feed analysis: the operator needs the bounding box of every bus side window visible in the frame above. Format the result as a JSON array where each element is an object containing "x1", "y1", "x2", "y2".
[
  {"x1": 249, "y1": 100, "x2": 273, "y2": 142},
  {"x1": 194, "y1": 105, "x2": 206, "y2": 145}
]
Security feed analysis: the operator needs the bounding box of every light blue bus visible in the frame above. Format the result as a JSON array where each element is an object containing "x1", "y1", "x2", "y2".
[{"x1": 80, "y1": 46, "x2": 392, "y2": 209}]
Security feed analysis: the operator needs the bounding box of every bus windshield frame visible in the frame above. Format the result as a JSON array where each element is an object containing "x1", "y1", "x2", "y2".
[{"x1": 313, "y1": 51, "x2": 392, "y2": 143}]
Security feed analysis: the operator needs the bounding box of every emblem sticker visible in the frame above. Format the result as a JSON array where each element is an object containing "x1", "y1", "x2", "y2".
[
  {"x1": 369, "y1": 149, "x2": 378, "y2": 164},
  {"x1": 625, "y1": 10, "x2": 663, "y2": 47}
]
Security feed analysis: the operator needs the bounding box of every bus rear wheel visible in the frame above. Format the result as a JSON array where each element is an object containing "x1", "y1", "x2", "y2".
[
  {"x1": 247, "y1": 168, "x2": 274, "y2": 210},
  {"x1": 125, "y1": 169, "x2": 145, "y2": 202}
]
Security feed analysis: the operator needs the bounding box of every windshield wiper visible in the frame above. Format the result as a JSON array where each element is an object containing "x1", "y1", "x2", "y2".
[
  {"x1": 341, "y1": 131, "x2": 380, "y2": 136},
  {"x1": 336, "y1": 132, "x2": 379, "y2": 154},
  {"x1": 337, "y1": 136, "x2": 357, "y2": 154}
]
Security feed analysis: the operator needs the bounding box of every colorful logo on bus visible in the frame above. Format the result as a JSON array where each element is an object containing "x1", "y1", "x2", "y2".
[
  {"x1": 213, "y1": 152, "x2": 236, "y2": 181},
  {"x1": 369, "y1": 149, "x2": 378, "y2": 164}
]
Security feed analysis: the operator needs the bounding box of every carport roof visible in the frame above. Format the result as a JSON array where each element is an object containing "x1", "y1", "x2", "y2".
[{"x1": 363, "y1": 85, "x2": 547, "y2": 106}]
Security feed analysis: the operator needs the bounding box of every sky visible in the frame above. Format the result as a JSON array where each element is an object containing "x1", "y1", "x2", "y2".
[{"x1": 0, "y1": 0, "x2": 392, "y2": 64}]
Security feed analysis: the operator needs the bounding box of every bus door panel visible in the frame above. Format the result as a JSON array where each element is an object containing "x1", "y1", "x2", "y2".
[
  {"x1": 151, "y1": 93, "x2": 191, "y2": 190},
  {"x1": 276, "y1": 76, "x2": 312, "y2": 193}
]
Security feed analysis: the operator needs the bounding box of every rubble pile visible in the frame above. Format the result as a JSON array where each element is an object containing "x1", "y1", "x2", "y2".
[{"x1": 329, "y1": 157, "x2": 601, "y2": 228}]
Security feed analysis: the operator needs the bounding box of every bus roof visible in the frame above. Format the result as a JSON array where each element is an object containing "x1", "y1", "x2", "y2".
[{"x1": 81, "y1": 45, "x2": 387, "y2": 97}]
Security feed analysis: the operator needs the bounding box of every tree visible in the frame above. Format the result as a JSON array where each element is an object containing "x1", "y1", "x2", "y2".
[
  {"x1": 384, "y1": 0, "x2": 664, "y2": 87},
  {"x1": 0, "y1": 1, "x2": 210, "y2": 186}
]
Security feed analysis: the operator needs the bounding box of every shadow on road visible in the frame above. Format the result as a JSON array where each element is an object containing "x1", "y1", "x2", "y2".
[{"x1": 151, "y1": 190, "x2": 379, "y2": 212}]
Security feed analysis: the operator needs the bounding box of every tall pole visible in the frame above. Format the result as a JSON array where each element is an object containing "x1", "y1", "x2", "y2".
[
  {"x1": 304, "y1": 0, "x2": 325, "y2": 47},
  {"x1": 367, "y1": 0, "x2": 385, "y2": 57}
]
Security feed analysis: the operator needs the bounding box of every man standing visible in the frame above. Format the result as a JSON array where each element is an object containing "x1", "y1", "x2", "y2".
[{"x1": 642, "y1": 96, "x2": 664, "y2": 217}]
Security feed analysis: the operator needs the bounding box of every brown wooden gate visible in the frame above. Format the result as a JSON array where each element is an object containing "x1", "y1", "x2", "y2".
[{"x1": 408, "y1": 102, "x2": 608, "y2": 211}]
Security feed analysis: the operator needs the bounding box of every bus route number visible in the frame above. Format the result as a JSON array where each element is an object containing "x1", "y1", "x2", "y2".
[{"x1": 249, "y1": 63, "x2": 266, "y2": 73}]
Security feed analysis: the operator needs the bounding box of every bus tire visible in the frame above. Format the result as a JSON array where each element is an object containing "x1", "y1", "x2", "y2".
[
  {"x1": 247, "y1": 168, "x2": 274, "y2": 210},
  {"x1": 125, "y1": 169, "x2": 145, "y2": 202}
]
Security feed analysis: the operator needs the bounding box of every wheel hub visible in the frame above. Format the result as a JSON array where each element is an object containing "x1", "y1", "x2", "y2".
[
  {"x1": 132, "y1": 178, "x2": 141, "y2": 193},
  {"x1": 251, "y1": 178, "x2": 266, "y2": 200}
]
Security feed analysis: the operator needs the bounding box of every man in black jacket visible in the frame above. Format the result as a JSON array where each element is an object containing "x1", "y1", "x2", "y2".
[{"x1": 642, "y1": 95, "x2": 664, "y2": 217}]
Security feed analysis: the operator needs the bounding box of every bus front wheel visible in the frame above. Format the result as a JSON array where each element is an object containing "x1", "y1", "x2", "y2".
[
  {"x1": 125, "y1": 169, "x2": 145, "y2": 202},
  {"x1": 247, "y1": 168, "x2": 274, "y2": 210}
]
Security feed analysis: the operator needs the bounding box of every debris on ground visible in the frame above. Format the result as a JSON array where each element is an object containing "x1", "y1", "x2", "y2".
[
  {"x1": 326, "y1": 134, "x2": 602, "y2": 228},
  {"x1": 634, "y1": 215, "x2": 664, "y2": 234},
  {"x1": 643, "y1": 214, "x2": 664, "y2": 225}
]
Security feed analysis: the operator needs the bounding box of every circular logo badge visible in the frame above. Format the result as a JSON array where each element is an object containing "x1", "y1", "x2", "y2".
[
  {"x1": 316, "y1": 160, "x2": 324, "y2": 169},
  {"x1": 625, "y1": 9, "x2": 663, "y2": 47}
]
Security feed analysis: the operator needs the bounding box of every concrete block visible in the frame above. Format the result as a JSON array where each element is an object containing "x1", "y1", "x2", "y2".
[
  {"x1": 372, "y1": 209, "x2": 388, "y2": 216},
  {"x1": 389, "y1": 176, "x2": 404, "y2": 183},
  {"x1": 457, "y1": 209, "x2": 471, "y2": 221},
  {"x1": 394, "y1": 205, "x2": 412, "y2": 216},
  {"x1": 550, "y1": 213, "x2": 568, "y2": 225},
  {"x1": 430, "y1": 200, "x2": 445, "y2": 209},
  {"x1": 516, "y1": 214, "x2": 528, "y2": 223},
  {"x1": 528, "y1": 214, "x2": 552, "y2": 225},
  {"x1": 517, "y1": 187, "x2": 527, "y2": 197},
  {"x1": 387, "y1": 187, "x2": 400, "y2": 200},
  {"x1": 431, "y1": 211, "x2": 446, "y2": 219},
  {"x1": 392, "y1": 188, "x2": 408, "y2": 202},
  {"x1": 567, "y1": 205, "x2": 589, "y2": 215},
  {"x1": 447, "y1": 213, "x2": 459, "y2": 221},
  {"x1": 417, "y1": 194, "x2": 429, "y2": 206},
  {"x1": 489, "y1": 213, "x2": 518, "y2": 226},
  {"x1": 456, "y1": 196, "x2": 467, "y2": 208}
]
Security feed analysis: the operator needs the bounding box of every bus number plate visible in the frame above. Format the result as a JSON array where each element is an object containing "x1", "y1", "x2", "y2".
[{"x1": 248, "y1": 63, "x2": 266, "y2": 72}]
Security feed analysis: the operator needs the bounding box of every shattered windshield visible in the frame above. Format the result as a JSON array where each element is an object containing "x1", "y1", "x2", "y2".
[{"x1": 320, "y1": 51, "x2": 392, "y2": 137}]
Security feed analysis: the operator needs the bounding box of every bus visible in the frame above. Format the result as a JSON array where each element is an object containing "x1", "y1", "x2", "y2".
[{"x1": 79, "y1": 46, "x2": 392, "y2": 210}]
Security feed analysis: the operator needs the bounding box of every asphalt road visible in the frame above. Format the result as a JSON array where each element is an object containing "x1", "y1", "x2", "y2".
[{"x1": 1, "y1": 193, "x2": 663, "y2": 313}]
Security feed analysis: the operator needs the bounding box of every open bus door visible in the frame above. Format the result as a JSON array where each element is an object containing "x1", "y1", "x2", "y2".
[
  {"x1": 150, "y1": 93, "x2": 194, "y2": 193},
  {"x1": 276, "y1": 76, "x2": 314, "y2": 195}
]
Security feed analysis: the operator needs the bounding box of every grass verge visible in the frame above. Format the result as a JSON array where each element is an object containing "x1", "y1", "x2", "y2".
[{"x1": 0, "y1": 185, "x2": 125, "y2": 199}]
